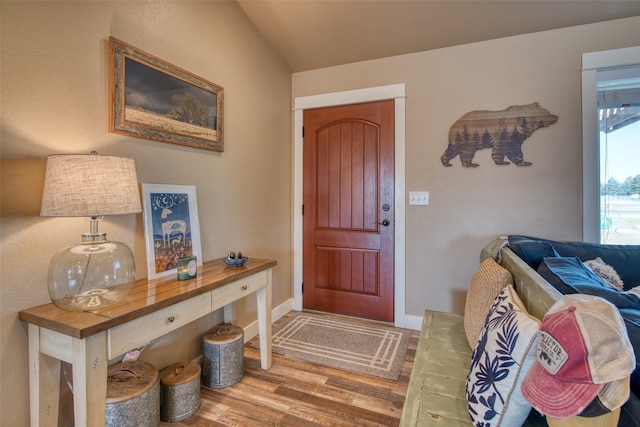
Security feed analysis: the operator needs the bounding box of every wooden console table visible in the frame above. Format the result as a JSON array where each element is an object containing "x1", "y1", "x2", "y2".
[{"x1": 19, "y1": 257, "x2": 276, "y2": 427}]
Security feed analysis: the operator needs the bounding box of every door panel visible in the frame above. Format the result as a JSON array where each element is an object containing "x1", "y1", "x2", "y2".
[{"x1": 303, "y1": 100, "x2": 394, "y2": 321}]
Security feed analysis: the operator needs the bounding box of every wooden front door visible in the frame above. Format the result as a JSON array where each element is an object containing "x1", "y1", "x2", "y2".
[{"x1": 303, "y1": 100, "x2": 394, "y2": 322}]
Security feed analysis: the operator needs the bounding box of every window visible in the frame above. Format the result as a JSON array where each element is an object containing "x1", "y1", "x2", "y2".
[
  {"x1": 582, "y1": 47, "x2": 640, "y2": 244},
  {"x1": 598, "y1": 68, "x2": 640, "y2": 243}
]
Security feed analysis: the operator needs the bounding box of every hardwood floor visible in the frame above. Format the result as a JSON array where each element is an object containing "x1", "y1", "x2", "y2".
[{"x1": 160, "y1": 316, "x2": 419, "y2": 426}]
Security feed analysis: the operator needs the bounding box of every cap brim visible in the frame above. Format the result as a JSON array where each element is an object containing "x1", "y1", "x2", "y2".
[
  {"x1": 579, "y1": 377, "x2": 631, "y2": 417},
  {"x1": 522, "y1": 360, "x2": 603, "y2": 419}
]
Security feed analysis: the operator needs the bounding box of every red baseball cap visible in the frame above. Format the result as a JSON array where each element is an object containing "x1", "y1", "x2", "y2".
[{"x1": 521, "y1": 294, "x2": 635, "y2": 419}]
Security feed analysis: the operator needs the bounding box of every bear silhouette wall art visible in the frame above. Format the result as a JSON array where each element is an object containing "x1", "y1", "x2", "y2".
[{"x1": 441, "y1": 102, "x2": 558, "y2": 168}]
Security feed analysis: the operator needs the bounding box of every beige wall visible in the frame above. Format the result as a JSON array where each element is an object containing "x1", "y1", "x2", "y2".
[
  {"x1": 293, "y1": 16, "x2": 640, "y2": 317},
  {"x1": 0, "y1": 1, "x2": 291, "y2": 425},
  {"x1": 2, "y1": 0, "x2": 640, "y2": 424}
]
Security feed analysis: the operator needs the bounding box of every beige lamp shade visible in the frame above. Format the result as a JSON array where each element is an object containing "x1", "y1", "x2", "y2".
[{"x1": 41, "y1": 153, "x2": 141, "y2": 217}]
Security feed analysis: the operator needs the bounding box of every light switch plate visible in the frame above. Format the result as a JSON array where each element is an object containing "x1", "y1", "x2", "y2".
[{"x1": 409, "y1": 191, "x2": 429, "y2": 205}]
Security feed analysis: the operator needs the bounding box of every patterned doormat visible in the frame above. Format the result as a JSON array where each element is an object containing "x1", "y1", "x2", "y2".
[{"x1": 251, "y1": 311, "x2": 412, "y2": 380}]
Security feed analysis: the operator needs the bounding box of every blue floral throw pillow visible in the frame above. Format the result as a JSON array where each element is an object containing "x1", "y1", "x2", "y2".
[{"x1": 465, "y1": 284, "x2": 540, "y2": 427}]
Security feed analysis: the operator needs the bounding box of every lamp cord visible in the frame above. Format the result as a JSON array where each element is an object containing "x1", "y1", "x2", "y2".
[
  {"x1": 74, "y1": 217, "x2": 101, "y2": 301},
  {"x1": 74, "y1": 251, "x2": 93, "y2": 300}
]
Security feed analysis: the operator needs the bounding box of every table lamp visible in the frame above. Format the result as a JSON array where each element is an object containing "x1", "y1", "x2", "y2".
[{"x1": 40, "y1": 152, "x2": 142, "y2": 311}]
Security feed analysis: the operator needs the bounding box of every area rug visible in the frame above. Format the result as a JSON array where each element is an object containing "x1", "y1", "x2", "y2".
[{"x1": 251, "y1": 311, "x2": 412, "y2": 380}]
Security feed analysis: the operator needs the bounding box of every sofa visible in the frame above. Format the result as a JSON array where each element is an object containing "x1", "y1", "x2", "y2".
[
  {"x1": 400, "y1": 235, "x2": 640, "y2": 426},
  {"x1": 484, "y1": 235, "x2": 640, "y2": 426}
]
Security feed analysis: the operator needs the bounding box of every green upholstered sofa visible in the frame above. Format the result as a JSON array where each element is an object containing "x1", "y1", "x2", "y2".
[
  {"x1": 401, "y1": 235, "x2": 640, "y2": 426},
  {"x1": 399, "y1": 237, "x2": 559, "y2": 426}
]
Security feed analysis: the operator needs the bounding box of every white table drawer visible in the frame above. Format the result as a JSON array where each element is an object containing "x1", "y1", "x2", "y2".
[
  {"x1": 211, "y1": 270, "x2": 267, "y2": 310},
  {"x1": 108, "y1": 293, "x2": 211, "y2": 359}
]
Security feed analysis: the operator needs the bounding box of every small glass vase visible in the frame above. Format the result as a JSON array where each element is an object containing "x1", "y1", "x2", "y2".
[{"x1": 47, "y1": 233, "x2": 135, "y2": 311}]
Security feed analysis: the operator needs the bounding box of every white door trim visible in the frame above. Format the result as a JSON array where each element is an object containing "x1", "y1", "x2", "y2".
[{"x1": 293, "y1": 84, "x2": 407, "y2": 327}]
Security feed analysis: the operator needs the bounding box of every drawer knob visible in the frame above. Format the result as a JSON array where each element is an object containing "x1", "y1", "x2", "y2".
[
  {"x1": 167, "y1": 316, "x2": 175, "y2": 323},
  {"x1": 241, "y1": 285, "x2": 248, "y2": 291}
]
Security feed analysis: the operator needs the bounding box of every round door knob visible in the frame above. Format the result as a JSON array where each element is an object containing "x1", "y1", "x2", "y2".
[{"x1": 380, "y1": 219, "x2": 390, "y2": 226}]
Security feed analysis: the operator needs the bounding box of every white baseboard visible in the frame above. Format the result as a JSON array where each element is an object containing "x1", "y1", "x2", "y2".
[
  {"x1": 402, "y1": 314, "x2": 423, "y2": 331},
  {"x1": 242, "y1": 298, "x2": 294, "y2": 343}
]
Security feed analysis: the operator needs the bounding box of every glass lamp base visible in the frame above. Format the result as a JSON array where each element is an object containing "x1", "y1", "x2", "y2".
[{"x1": 48, "y1": 238, "x2": 136, "y2": 311}]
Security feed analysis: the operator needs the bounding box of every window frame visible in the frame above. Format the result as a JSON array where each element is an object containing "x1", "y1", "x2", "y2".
[{"x1": 581, "y1": 46, "x2": 640, "y2": 243}]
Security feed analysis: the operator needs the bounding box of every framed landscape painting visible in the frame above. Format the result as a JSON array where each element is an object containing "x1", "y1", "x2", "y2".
[
  {"x1": 109, "y1": 37, "x2": 224, "y2": 152},
  {"x1": 141, "y1": 183, "x2": 203, "y2": 280}
]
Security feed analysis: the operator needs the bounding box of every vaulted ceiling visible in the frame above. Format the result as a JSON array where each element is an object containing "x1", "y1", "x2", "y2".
[{"x1": 236, "y1": 1, "x2": 640, "y2": 72}]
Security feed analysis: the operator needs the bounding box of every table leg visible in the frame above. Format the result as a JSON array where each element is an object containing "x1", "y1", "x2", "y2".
[
  {"x1": 256, "y1": 268, "x2": 272, "y2": 369},
  {"x1": 71, "y1": 332, "x2": 108, "y2": 427},
  {"x1": 28, "y1": 324, "x2": 60, "y2": 427},
  {"x1": 224, "y1": 302, "x2": 236, "y2": 324}
]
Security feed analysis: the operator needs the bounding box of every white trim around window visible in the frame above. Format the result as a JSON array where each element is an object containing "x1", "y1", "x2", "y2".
[{"x1": 582, "y1": 46, "x2": 640, "y2": 242}]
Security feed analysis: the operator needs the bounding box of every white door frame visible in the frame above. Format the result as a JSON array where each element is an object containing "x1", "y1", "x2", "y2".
[{"x1": 292, "y1": 84, "x2": 407, "y2": 327}]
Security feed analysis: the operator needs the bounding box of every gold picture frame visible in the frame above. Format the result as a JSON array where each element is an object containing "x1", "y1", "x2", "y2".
[{"x1": 109, "y1": 37, "x2": 224, "y2": 152}]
